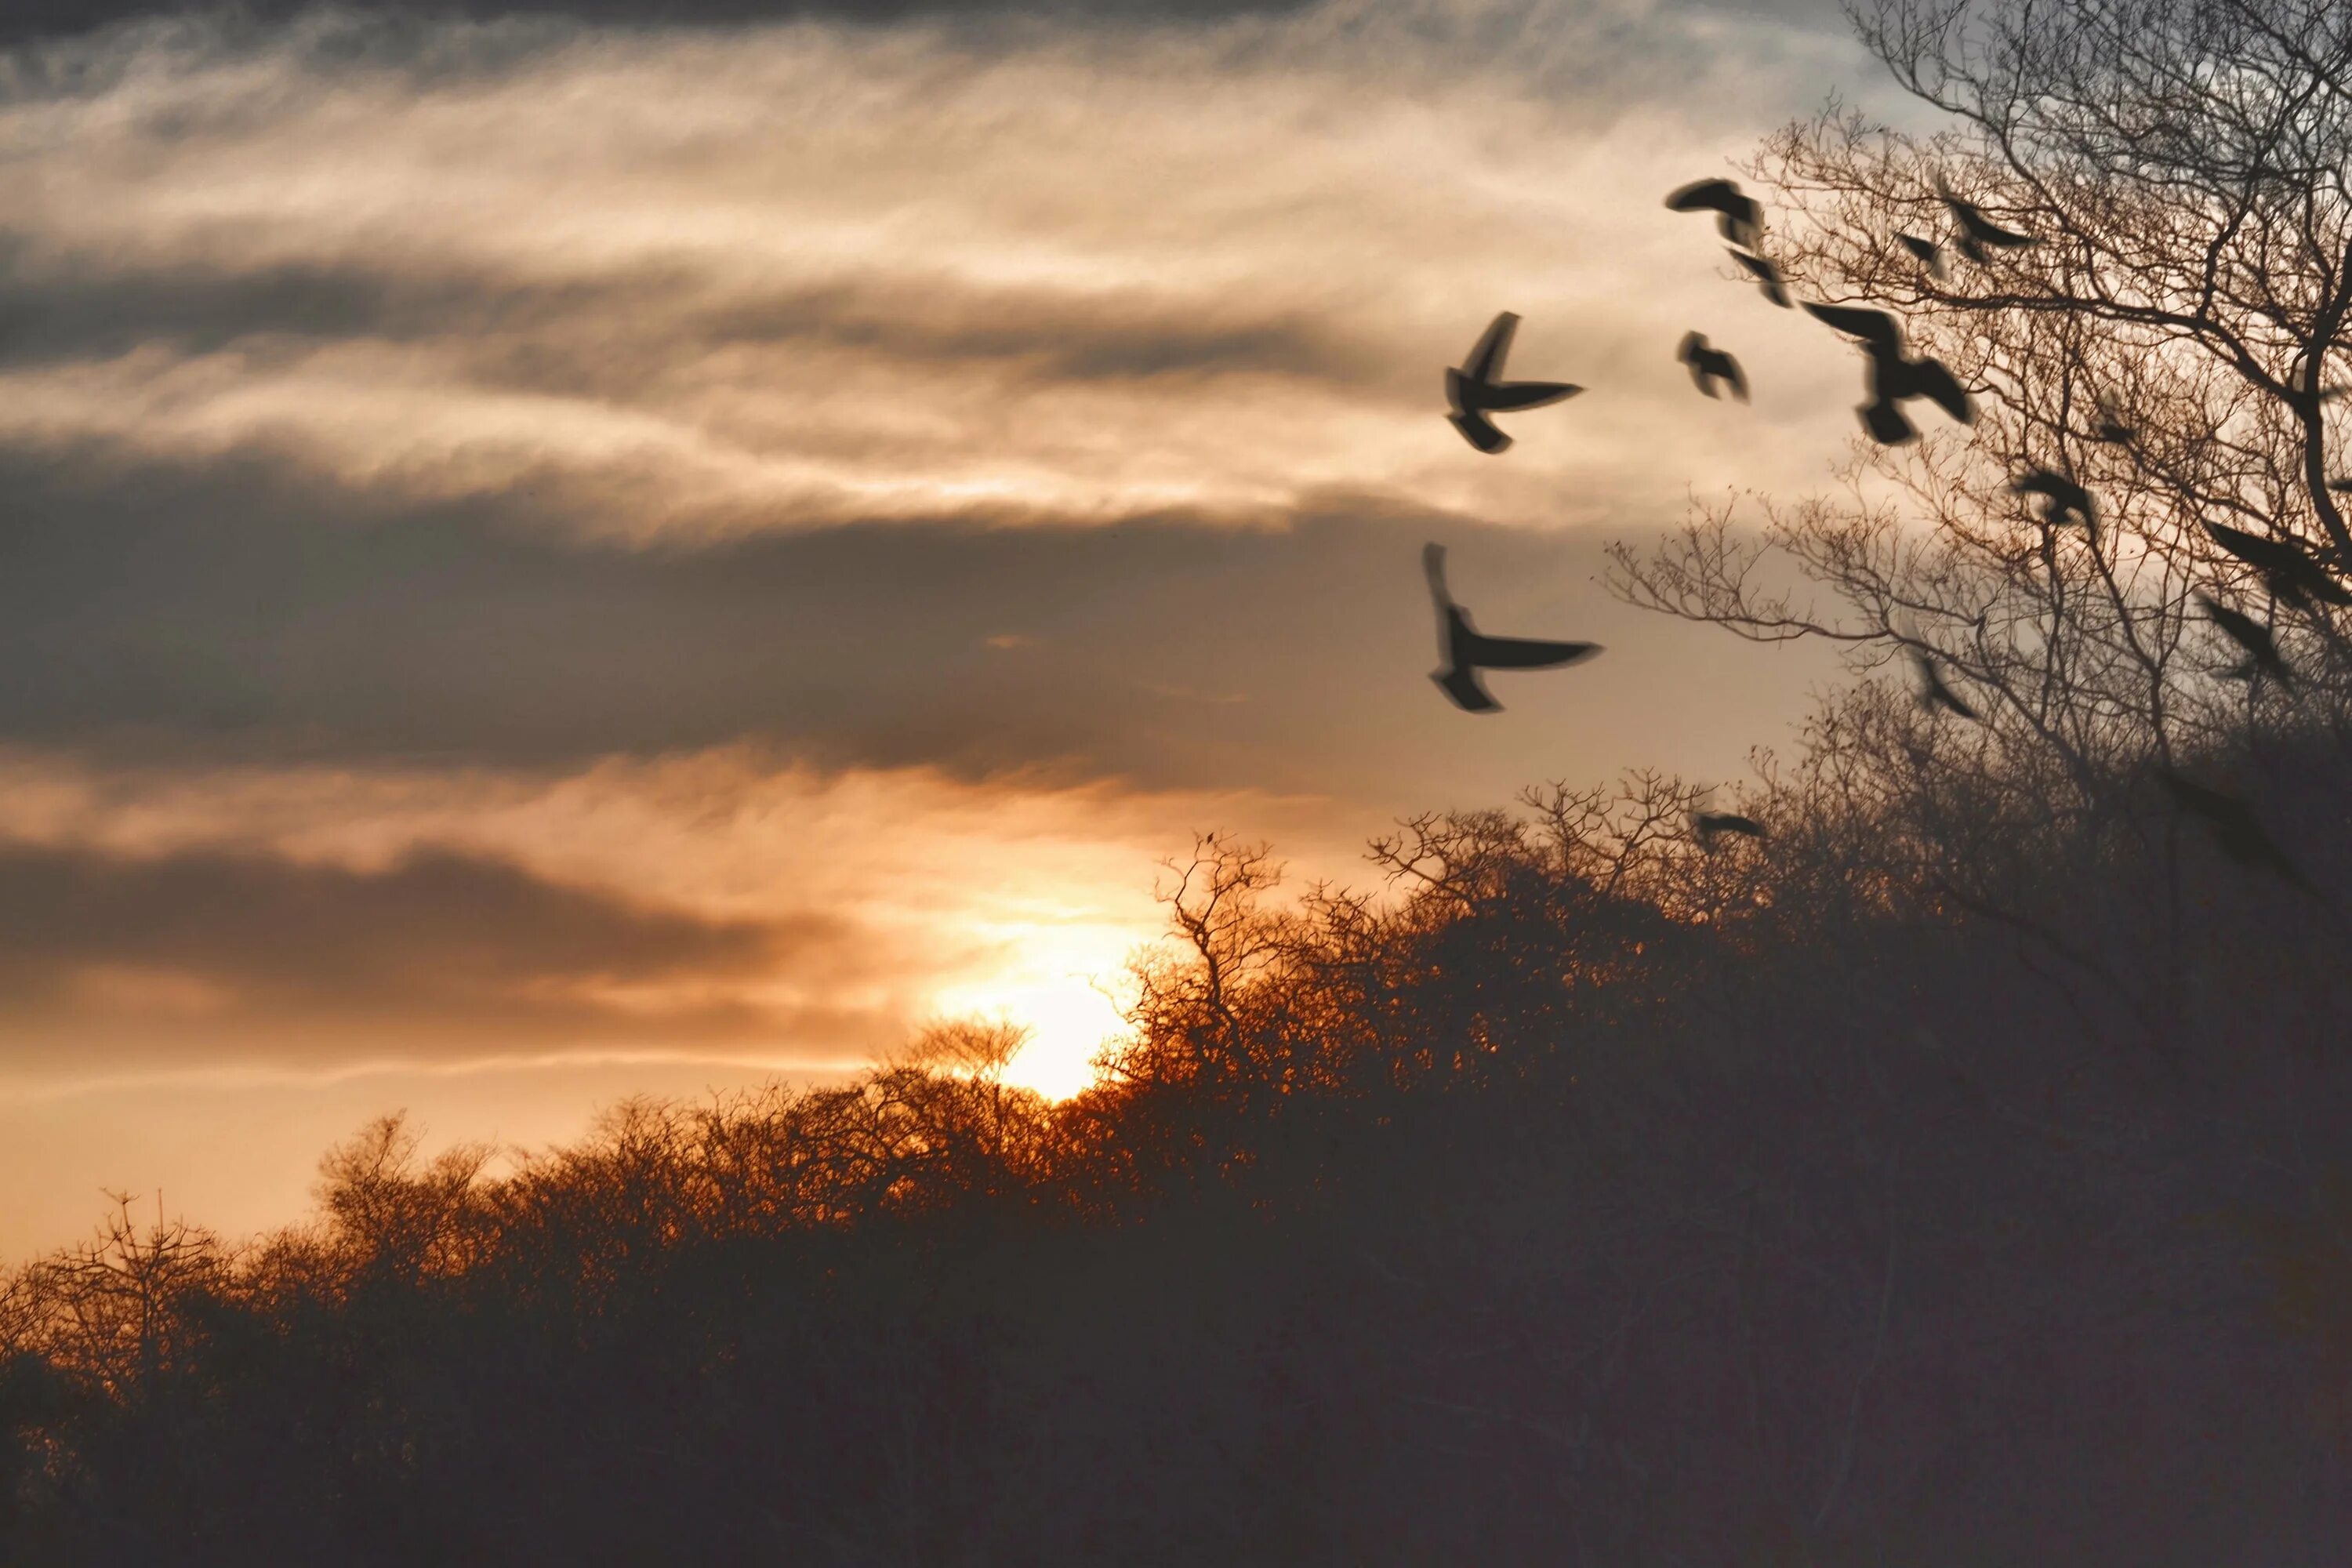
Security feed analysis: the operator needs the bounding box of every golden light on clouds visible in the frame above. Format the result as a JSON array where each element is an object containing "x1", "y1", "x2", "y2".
[{"x1": 0, "y1": 0, "x2": 1874, "y2": 1257}]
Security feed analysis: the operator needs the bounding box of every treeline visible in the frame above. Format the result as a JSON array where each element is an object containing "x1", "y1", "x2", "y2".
[{"x1": 2, "y1": 723, "x2": 2349, "y2": 1566}]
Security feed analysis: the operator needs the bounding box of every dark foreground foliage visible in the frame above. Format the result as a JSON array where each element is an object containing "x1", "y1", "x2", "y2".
[{"x1": 3, "y1": 731, "x2": 2351, "y2": 1566}]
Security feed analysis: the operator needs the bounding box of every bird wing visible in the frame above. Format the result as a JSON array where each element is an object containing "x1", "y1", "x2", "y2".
[
  {"x1": 1862, "y1": 398, "x2": 1918, "y2": 445},
  {"x1": 2202, "y1": 519, "x2": 2271, "y2": 564},
  {"x1": 1937, "y1": 178, "x2": 2038, "y2": 249},
  {"x1": 2197, "y1": 594, "x2": 2259, "y2": 648},
  {"x1": 1802, "y1": 299, "x2": 1900, "y2": 347},
  {"x1": 1905, "y1": 357, "x2": 1976, "y2": 424},
  {"x1": 1477, "y1": 379, "x2": 1581, "y2": 413},
  {"x1": 1730, "y1": 250, "x2": 1787, "y2": 305},
  {"x1": 1425, "y1": 544, "x2": 1467, "y2": 668},
  {"x1": 1446, "y1": 409, "x2": 1510, "y2": 454},
  {"x1": 1665, "y1": 177, "x2": 1739, "y2": 214},
  {"x1": 1433, "y1": 666, "x2": 1501, "y2": 713},
  {"x1": 1458, "y1": 630, "x2": 1603, "y2": 671},
  {"x1": 1461, "y1": 311, "x2": 1519, "y2": 383},
  {"x1": 1719, "y1": 351, "x2": 1750, "y2": 402}
]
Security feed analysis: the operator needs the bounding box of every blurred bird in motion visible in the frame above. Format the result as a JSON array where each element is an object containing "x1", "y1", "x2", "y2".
[
  {"x1": 1666, "y1": 177, "x2": 1763, "y2": 251},
  {"x1": 1424, "y1": 543, "x2": 1602, "y2": 713},
  {"x1": 2198, "y1": 594, "x2": 2292, "y2": 688},
  {"x1": 1913, "y1": 649, "x2": 1980, "y2": 720},
  {"x1": 2154, "y1": 766, "x2": 2314, "y2": 893},
  {"x1": 1896, "y1": 232, "x2": 1947, "y2": 280},
  {"x1": 1937, "y1": 176, "x2": 2039, "y2": 263},
  {"x1": 1678, "y1": 332, "x2": 1749, "y2": 402},
  {"x1": 2013, "y1": 468, "x2": 2096, "y2": 533},
  {"x1": 1445, "y1": 311, "x2": 1581, "y2": 454},
  {"x1": 2201, "y1": 519, "x2": 2352, "y2": 609},
  {"x1": 1693, "y1": 810, "x2": 1766, "y2": 845},
  {"x1": 1802, "y1": 301, "x2": 1974, "y2": 444}
]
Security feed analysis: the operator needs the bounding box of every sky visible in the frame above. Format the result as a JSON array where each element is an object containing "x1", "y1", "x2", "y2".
[{"x1": 0, "y1": 0, "x2": 1892, "y2": 1260}]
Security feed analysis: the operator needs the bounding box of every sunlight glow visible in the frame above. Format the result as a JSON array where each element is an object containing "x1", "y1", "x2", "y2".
[{"x1": 949, "y1": 976, "x2": 1127, "y2": 1101}]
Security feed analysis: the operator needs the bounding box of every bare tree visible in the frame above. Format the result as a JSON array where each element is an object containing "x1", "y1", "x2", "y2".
[{"x1": 1610, "y1": 0, "x2": 2352, "y2": 987}]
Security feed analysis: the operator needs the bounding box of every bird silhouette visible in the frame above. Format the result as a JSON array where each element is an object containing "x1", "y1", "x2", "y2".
[
  {"x1": 1445, "y1": 312, "x2": 1581, "y2": 454},
  {"x1": 2154, "y1": 766, "x2": 2314, "y2": 892},
  {"x1": 1678, "y1": 332, "x2": 1749, "y2": 402},
  {"x1": 2092, "y1": 394, "x2": 2136, "y2": 442},
  {"x1": 1912, "y1": 649, "x2": 1979, "y2": 720},
  {"x1": 1936, "y1": 176, "x2": 2039, "y2": 263},
  {"x1": 1896, "y1": 232, "x2": 1948, "y2": 281},
  {"x1": 1728, "y1": 249, "x2": 1791, "y2": 307},
  {"x1": 1802, "y1": 301, "x2": 1975, "y2": 444},
  {"x1": 2013, "y1": 468, "x2": 2096, "y2": 532},
  {"x1": 2197, "y1": 593, "x2": 2292, "y2": 687},
  {"x1": 2201, "y1": 519, "x2": 2352, "y2": 608},
  {"x1": 1666, "y1": 177, "x2": 1762, "y2": 250},
  {"x1": 1424, "y1": 543, "x2": 1602, "y2": 713},
  {"x1": 1693, "y1": 810, "x2": 1766, "y2": 844}
]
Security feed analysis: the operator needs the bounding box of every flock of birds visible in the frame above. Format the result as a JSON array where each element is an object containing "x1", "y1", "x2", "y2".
[{"x1": 1423, "y1": 173, "x2": 2347, "y2": 885}]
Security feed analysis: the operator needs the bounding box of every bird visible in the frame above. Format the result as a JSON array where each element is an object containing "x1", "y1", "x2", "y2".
[
  {"x1": 2201, "y1": 519, "x2": 2352, "y2": 608},
  {"x1": 1693, "y1": 810, "x2": 1766, "y2": 845},
  {"x1": 2154, "y1": 766, "x2": 2314, "y2": 892},
  {"x1": 1424, "y1": 543, "x2": 1602, "y2": 713},
  {"x1": 1444, "y1": 312, "x2": 1581, "y2": 455},
  {"x1": 1666, "y1": 177, "x2": 1763, "y2": 250},
  {"x1": 1936, "y1": 176, "x2": 2039, "y2": 263},
  {"x1": 1912, "y1": 649, "x2": 1979, "y2": 720},
  {"x1": 1728, "y1": 249, "x2": 1791, "y2": 307},
  {"x1": 1896, "y1": 232, "x2": 1948, "y2": 281},
  {"x1": 1678, "y1": 332, "x2": 1749, "y2": 402},
  {"x1": 2092, "y1": 394, "x2": 2136, "y2": 443},
  {"x1": 2013, "y1": 468, "x2": 2096, "y2": 532},
  {"x1": 2196, "y1": 593, "x2": 2292, "y2": 687},
  {"x1": 1802, "y1": 301, "x2": 1975, "y2": 444}
]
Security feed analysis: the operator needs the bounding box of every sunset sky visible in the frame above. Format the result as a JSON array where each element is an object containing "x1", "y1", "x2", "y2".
[{"x1": 0, "y1": 0, "x2": 1897, "y2": 1259}]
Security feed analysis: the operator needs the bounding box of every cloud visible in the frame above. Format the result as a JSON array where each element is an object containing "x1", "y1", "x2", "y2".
[
  {"x1": 0, "y1": 438, "x2": 1835, "y2": 806},
  {"x1": 0, "y1": 837, "x2": 873, "y2": 1054},
  {"x1": 0, "y1": 0, "x2": 1324, "y2": 53}
]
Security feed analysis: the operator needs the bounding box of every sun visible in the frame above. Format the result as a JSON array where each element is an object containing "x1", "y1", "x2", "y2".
[{"x1": 982, "y1": 977, "x2": 1127, "y2": 1101}]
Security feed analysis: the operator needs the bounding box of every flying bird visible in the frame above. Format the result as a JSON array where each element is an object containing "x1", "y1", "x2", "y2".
[
  {"x1": 2013, "y1": 468, "x2": 2096, "y2": 532},
  {"x1": 1912, "y1": 649, "x2": 1979, "y2": 720},
  {"x1": 1896, "y1": 232, "x2": 1948, "y2": 281},
  {"x1": 1936, "y1": 176, "x2": 2039, "y2": 263},
  {"x1": 2196, "y1": 593, "x2": 2292, "y2": 688},
  {"x1": 1666, "y1": 177, "x2": 1762, "y2": 250},
  {"x1": 1693, "y1": 811, "x2": 1767, "y2": 845},
  {"x1": 1729, "y1": 249, "x2": 1791, "y2": 307},
  {"x1": 2201, "y1": 519, "x2": 2352, "y2": 608},
  {"x1": 1802, "y1": 301, "x2": 1975, "y2": 444},
  {"x1": 1678, "y1": 332, "x2": 1749, "y2": 402},
  {"x1": 2091, "y1": 394, "x2": 2136, "y2": 442},
  {"x1": 1424, "y1": 543, "x2": 1602, "y2": 713},
  {"x1": 2154, "y1": 766, "x2": 2314, "y2": 892},
  {"x1": 1445, "y1": 312, "x2": 1582, "y2": 455}
]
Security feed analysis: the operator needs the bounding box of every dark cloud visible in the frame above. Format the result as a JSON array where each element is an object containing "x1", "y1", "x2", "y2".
[
  {"x1": 0, "y1": 837, "x2": 872, "y2": 1047},
  {"x1": 0, "y1": 436, "x2": 1820, "y2": 808},
  {"x1": 0, "y1": 244, "x2": 1392, "y2": 401},
  {"x1": 0, "y1": 840, "x2": 782, "y2": 992},
  {"x1": 0, "y1": 0, "x2": 1317, "y2": 51}
]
